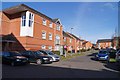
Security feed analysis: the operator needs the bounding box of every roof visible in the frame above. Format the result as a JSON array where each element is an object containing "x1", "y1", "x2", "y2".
[
  {"x1": 63, "y1": 31, "x2": 73, "y2": 38},
  {"x1": 0, "y1": 34, "x2": 16, "y2": 43},
  {"x1": 67, "y1": 32, "x2": 80, "y2": 40},
  {"x1": 52, "y1": 18, "x2": 59, "y2": 23},
  {"x1": 3, "y1": 4, "x2": 62, "y2": 25},
  {"x1": 97, "y1": 39, "x2": 112, "y2": 43},
  {"x1": 82, "y1": 41, "x2": 89, "y2": 44}
]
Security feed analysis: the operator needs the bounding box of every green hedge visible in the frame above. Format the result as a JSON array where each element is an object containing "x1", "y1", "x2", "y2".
[{"x1": 52, "y1": 51, "x2": 60, "y2": 55}]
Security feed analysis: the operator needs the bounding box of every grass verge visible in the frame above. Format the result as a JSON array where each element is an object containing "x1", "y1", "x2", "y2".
[
  {"x1": 60, "y1": 52, "x2": 86, "y2": 61},
  {"x1": 109, "y1": 58, "x2": 116, "y2": 63}
]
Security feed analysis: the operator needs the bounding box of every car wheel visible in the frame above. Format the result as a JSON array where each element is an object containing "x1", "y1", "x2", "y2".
[
  {"x1": 36, "y1": 59, "x2": 42, "y2": 64},
  {"x1": 11, "y1": 62, "x2": 15, "y2": 66}
]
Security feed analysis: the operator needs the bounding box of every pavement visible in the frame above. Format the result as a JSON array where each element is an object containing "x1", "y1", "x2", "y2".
[{"x1": 2, "y1": 50, "x2": 120, "y2": 78}]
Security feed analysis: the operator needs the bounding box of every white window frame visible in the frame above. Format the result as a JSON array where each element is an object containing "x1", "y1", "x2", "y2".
[
  {"x1": 20, "y1": 11, "x2": 34, "y2": 37},
  {"x1": 28, "y1": 13, "x2": 34, "y2": 27},
  {"x1": 49, "y1": 33, "x2": 52, "y2": 40},
  {"x1": 41, "y1": 45, "x2": 46, "y2": 49},
  {"x1": 21, "y1": 12, "x2": 26, "y2": 27},
  {"x1": 56, "y1": 24, "x2": 60, "y2": 31},
  {"x1": 42, "y1": 18, "x2": 47, "y2": 26},
  {"x1": 70, "y1": 38, "x2": 72, "y2": 43},
  {"x1": 49, "y1": 22, "x2": 53, "y2": 28},
  {"x1": 55, "y1": 35, "x2": 60, "y2": 44},
  {"x1": 64, "y1": 37, "x2": 66, "y2": 42},
  {"x1": 42, "y1": 31, "x2": 46, "y2": 39}
]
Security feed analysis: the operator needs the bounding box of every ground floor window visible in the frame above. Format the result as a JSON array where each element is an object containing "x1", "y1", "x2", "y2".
[{"x1": 41, "y1": 45, "x2": 46, "y2": 49}]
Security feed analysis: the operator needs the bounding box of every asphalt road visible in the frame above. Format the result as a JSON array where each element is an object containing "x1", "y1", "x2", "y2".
[{"x1": 2, "y1": 50, "x2": 120, "y2": 78}]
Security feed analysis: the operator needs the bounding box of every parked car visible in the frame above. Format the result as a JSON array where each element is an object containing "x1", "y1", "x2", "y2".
[
  {"x1": 0, "y1": 51, "x2": 28, "y2": 66},
  {"x1": 95, "y1": 50, "x2": 109, "y2": 61},
  {"x1": 20, "y1": 51, "x2": 53, "y2": 64},
  {"x1": 38, "y1": 50, "x2": 60, "y2": 62},
  {"x1": 106, "y1": 48, "x2": 117, "y2": 62},
  {"x1": 115, "y1": 50, "x2": 120, "y2": 63}
]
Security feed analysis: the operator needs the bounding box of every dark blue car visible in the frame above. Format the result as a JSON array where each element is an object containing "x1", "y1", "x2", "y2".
[{"x1": 96, "y1": 50, "x2": 109, "y2": 61}]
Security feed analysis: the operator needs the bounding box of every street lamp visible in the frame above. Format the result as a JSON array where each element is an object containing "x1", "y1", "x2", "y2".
[{"x1": 71, "y1": 28, "x2": 74, "y2": 34}]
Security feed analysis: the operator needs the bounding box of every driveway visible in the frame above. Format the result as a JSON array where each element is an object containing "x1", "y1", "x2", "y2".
[{"x1": 2, "y1": 50, "x2": 120, "y2": 78}]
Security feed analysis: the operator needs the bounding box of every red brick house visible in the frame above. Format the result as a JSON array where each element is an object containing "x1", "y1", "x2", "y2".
[
  {"x1": 63, "y1": 31, "x2": 74, "y2": 53},
  {"x1": 1, "y1": 4, "x2": 63, "y2": 51},
  {"x1": 65, "y1": 32, "x2": 83, "y2": 53},
  {"x1": 82, "y1": 41, "x2": 93, "y2": 50},
  {"x1": 96, "y1": 39, "x2": 112, "y2": 49},
  {"x1": 112, "y1": 37, "x2": 120, "y2": 49}
]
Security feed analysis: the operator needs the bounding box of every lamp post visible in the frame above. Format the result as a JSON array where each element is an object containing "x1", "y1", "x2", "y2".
[
  {"x1": 70, "y1": 27, "x2": 73, "y2": 56},
  {"x1": 71, "y1": 28, "x2": 73, "y2": 34}
]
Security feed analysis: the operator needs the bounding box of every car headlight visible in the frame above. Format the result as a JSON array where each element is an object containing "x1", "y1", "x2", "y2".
[
  {"x1": 43, "y1": 58, "x2": 48, "y2": 60},
  {"x1": 96, "y1": 55, "x2": 98, "y2": 57},
  {"x1": 16, "y1": 59, "x2": 21, "y2": 61},
  {"x1": 105, "y1": 55, "x2": 108, "y2": 58}
]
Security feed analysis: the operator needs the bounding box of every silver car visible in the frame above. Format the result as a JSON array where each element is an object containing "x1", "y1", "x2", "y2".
[{"x1": 38, "y1": 50, "x2": 60, "y2": 62}]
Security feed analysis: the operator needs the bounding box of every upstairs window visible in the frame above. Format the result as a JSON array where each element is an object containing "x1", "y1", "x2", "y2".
[
  {"x1": 64, "y1": 37, "x2": 66, "y2": 42},
  {"x1": 21, "y1": 12, "x2": 34, "y2": 27},
  {"x1": 70, "y1": 38, "x2": 72, "y2": 43},
  {"x1": 42, "y1": 18, "x2": 47, "y2": 26},
  {"x1": 55, "y1": 35, "x2": 60, "y2": 44},
  {"x1": 21, "y1": 13, "x2": 26, "y2": 27},
  {"x1": 42, "y1": 31, "x2": 46, "y2": 39},
  {"x1": 56, "y1": 24, "x2": 60, "y2": 31},
  {"x1": 49, "y1": 33, "x2": 52, "y2": 40},
  {"x1": 28, "y1": 13, "x2": 34, "y2": 27},
  {"x1": 49, "y1": 22, "x2": 53, "y2": 28}
]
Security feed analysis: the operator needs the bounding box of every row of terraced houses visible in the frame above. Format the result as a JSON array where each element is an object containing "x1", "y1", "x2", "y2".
[{"x1": 0, "y1": 4, "x2": 93, "y2": 53}]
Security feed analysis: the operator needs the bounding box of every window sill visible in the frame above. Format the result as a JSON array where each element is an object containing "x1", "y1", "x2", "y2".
[{"x1": 42, "y1": 38, "x2": 46, "y2": 40}]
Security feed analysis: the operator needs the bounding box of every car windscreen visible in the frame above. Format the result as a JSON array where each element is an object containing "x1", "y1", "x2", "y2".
[
  {"x1": 99, "y1": 51, "x2": 107, "y2": 54},
  {"x1": 10, "y1": 52, "x2": 22, "y2": 56},
  {"x1": 35, "y1": 51, "x2": 44, "y2": 55},
  {"x1": 46, "y1": 51, "x2": 54, "y2": 55}
]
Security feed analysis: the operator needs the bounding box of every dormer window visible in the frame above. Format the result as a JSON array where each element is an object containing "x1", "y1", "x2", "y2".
[
  {"x1": 28, "y1": 13, "x2": 34, "y2": 27},
  {"x1": 42, "y1": 18, "x2": 46, "y2": 26},
  {"x1": 21, "y1": 13, "x2": 26, "y2": 27},
  {"x1": 20, "y1": 11, "x2": 34, "y2": 37}
]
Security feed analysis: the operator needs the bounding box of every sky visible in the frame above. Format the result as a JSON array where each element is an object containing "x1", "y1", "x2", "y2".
[{"x1": 1, "y1": 2, "x2": 118, "y2": 43}]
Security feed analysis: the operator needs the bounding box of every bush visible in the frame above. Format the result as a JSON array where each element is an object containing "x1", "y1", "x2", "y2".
[{"x1": 52, "y1": 51, "x2": 60, "y2": 55}]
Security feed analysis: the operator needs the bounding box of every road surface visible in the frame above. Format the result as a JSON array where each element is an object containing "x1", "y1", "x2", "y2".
[{"x1": 2, "y1": 50, "x2": 120, "y2": 78}]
